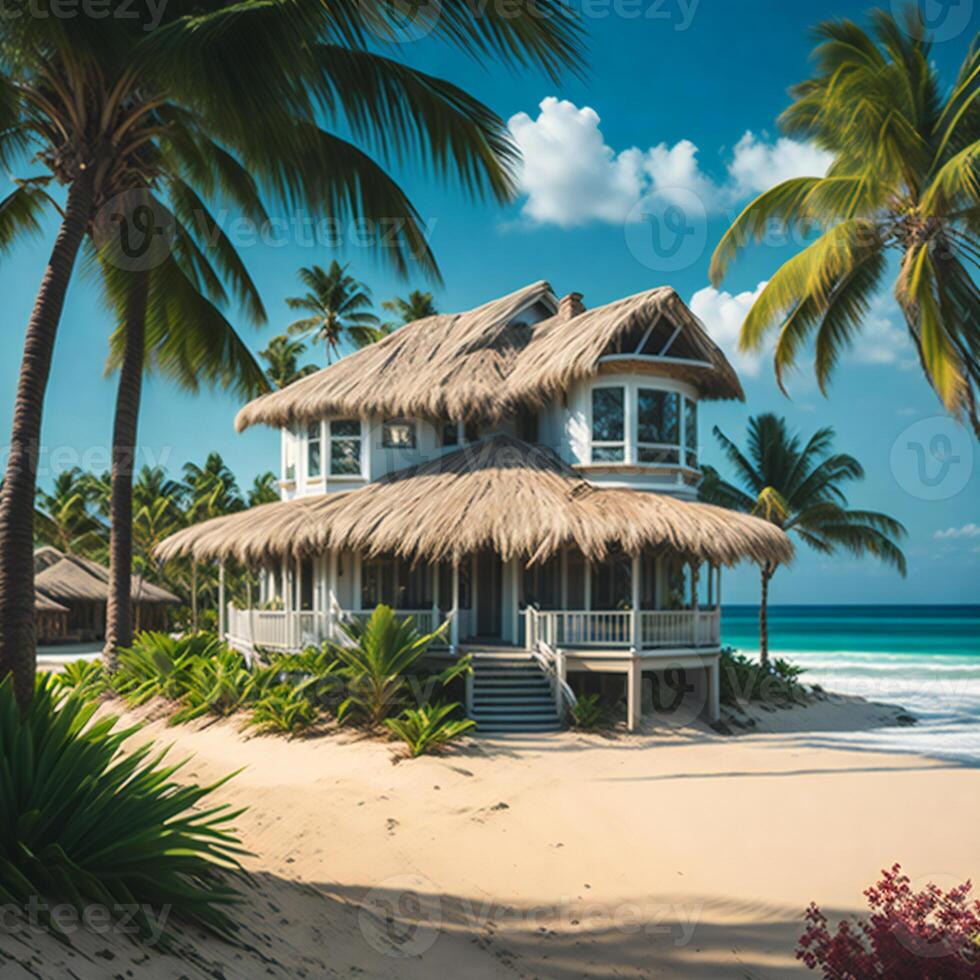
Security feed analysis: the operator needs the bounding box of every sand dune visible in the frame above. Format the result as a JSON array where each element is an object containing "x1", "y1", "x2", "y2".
[{"x1": 3, "y1": 694, "x2": 978, "y2": 978}]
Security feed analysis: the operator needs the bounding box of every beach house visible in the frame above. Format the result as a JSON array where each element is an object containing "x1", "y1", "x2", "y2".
[{"x1": 158, "y1": 282, "x2": 792, "y2": 731}]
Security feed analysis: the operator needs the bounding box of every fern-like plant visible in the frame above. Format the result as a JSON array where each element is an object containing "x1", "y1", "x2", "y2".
[
  {"x1": 0, "y1": 675, "x2": 244, "y2": 941},
  {"x1": 52, "y1": 658, "x2": 106, "y2": 700},
  {"x1": 384, "y1": 702, "x2": 476, "y2": 757},
  {"x1": 247, "y1": 687, "x2": 319, "y2": 737},
  {"x1": 115, "y1": 632, "x2": 222, "y2": 705},
  {"x1": 570, "y1": 694, "x2": 608, "y2": 730},
  {"x1": 171, "y1": 650, "x2": 279, "y2": 726}
]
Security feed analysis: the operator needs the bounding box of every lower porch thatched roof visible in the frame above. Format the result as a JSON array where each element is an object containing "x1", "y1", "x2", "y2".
[{"x1": 157, "y1": 437, "x2": 792, "y2": 569}]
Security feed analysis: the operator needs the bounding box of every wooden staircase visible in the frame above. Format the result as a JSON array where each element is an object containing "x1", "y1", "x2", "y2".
[{"x1": 469, "y1": 653, "x2": 562, "y2": 734}]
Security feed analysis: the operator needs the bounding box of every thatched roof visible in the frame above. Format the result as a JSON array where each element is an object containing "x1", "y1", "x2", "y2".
[
  {"x1": 235, "y1": 282, "x2": 743, "y2": 432},
  {"x1": 35, "y1": 591, "x2": 69, "y2": 614},
  {"x1": 157, "y1": 436, "x2": 791, "y2": 568},
  {"x1": 33, "y1": 549, "x2": 179, "y2": 605}
]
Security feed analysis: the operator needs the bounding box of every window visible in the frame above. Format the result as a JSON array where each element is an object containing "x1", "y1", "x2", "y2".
[
  {"x1": 522, "y1": 555, "x2": 560, "y2": 610},
  {"x1": 382, "y1": 418, "x2": 416, "y2": 449},
  {"x1": 283, "y1": 427, "x2": 297, "y2": 482},
  {"x1": 637, "y1": 389, "x2": 680, "y2": 464},
  {"x1": 329, "y1": 419, "x2": 362, "y2": 476},
  {"x1": 440, "y1": 420, "x2": 459, "y2": 447},
  {"x1": 591, "y1": 387, "x2": 625, "y2": 462},
  {"x1": 518, "y1": 409, "x2": 539, "y2": 444},
  {"x1": 307, "y1": 422, "x2": 322, "y2": 479},
  {"x1": 684, "y1": 397, "x2": 698, "y2": 468},
  {"x1": 591, "y1": 554, "x2": 632, "y2": 610},
  {"x1": 464, "y1": 420, "x2": 480, "y2": 443}
]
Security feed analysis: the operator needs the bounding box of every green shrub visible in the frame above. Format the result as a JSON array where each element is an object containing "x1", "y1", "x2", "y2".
[
  {"x1": 267, "y1": 646, "x2": 342, "y2": 705},
  {"x1": 247, "y1": 687, "x2": 319, "y2": 737},
  {"x1": 719, "y1": 648, "x2": 806, "y2": 706},
  {"x1": 570, "y1": 693, "x2": 608, "y2": 730},
  {"x1": 384, "y1": 702, "x2": 476, "y2": 757},
  {"x1": 0, "y1": 674, "x2": 244, "y2": 941},
  {"x1": 115, "y1": 631, "x2": 222, "y2": 705},
  {"x1": 52, "y1": 658, "x2": 106, "y2": 700},
  {"x1": 332, "y1": 605, "x2": 449, "y2": 726},
  {"x1": 171, "y1": 650, "x2": 279, "y2": 726}
]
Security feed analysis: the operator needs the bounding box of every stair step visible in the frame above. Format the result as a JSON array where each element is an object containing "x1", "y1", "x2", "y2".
[
  {"x1": 474, "y1": 699, "x2": 556, "y2": 709},
  {"x1": 471, "y1": 710, "x2": 561, "y2": 722},
  {"x1": 473, "y1": 681, "x2": 552, "y2": 691},
  {"x1": 475, "y1": 724, "x2": 562, "y2": 734}
]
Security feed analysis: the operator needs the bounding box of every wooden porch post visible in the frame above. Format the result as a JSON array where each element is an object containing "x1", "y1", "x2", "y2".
[
  {"x1": 560, "y1": 546, "x2": 568, "y2": 609},
  {"x1": 627, "y1": 660, "x2": 642, "y2": 732},
  {"x1": 218, "y1": 562, "x2": 226, "y2": 641},
  {"x1": 707, "y1": 562, "x2": 714, "y2": 608},
  {"x1": 510, "y1": 557, "x2": 520, "y2": 646},
  {"x1": 247, "y1": 575, "x2": 255, "y2": 659},
  {"x1": 282, "y1": 555, "x2": 293, "y2": 649},
  {"x1": 353, "y1": 553, "x2": 362, "y2": 614},
  {"x1": 430, "y1": 562, "x2": 439, "y2": 635},
  {"x1": 706, "y1": 658, "x2": 720, "y2": 723},
  {"x1": 450, "y1": 561, "x2": 460, "y2": 653},
  {"x1": 630, "y1": 552, "x2": 641, "y2": 653}
]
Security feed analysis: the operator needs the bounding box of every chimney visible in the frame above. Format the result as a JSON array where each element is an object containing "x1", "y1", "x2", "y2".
[{"x1": 557, "y1": 292, "x2": 585, "y2": 321}]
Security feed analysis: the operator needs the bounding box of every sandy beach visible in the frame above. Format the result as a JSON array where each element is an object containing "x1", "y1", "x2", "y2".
[{"x1": 3, "y1": 693, "x2": 978, "y2": 979}]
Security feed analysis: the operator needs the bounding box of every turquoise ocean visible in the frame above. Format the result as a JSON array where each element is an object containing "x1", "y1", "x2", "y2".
[{"x1": 722, "y1": 605, "x2": 980, "y2": 765}]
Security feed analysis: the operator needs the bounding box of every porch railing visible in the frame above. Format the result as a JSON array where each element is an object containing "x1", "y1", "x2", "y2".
[{"x1": 525, "y1": 607, "x2": 720, "y2": 652}]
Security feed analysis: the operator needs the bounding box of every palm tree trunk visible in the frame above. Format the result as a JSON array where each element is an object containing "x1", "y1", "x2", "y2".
[
  {"x1": 191, "y1": 562, "x2": 199, "y2": 631},
  {"x1": 759, "y1": 561, "x2": 774, "y2": 667},
  {"x1": 0, "y1": 174, "x2": 94, "y2": 711},
  {"x1": 103, "y1": 272, "x2": 149, "y2": 670}
]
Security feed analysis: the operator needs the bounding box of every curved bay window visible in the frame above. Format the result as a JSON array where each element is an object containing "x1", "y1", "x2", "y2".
[
  {"x1": 589, "y1": 382, "x2": 698, "y2": 470},
  {"x1": 330, "y1": 419, "x2": 362, "y2": 476}
]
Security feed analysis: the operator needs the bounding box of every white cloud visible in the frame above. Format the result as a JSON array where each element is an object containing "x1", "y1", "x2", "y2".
[
  {"x1": 727, "y1": 132, "x2": 834, "y2": 199},
  {"x1": 688, "y1": 281, "x2": 770, "y2": 377},
  {"x1": 935, "y1": 523, "x2": 980, "y2": 540},
  {"x1": 851, "y1": 294, "x2": 915, "y2": 368},
  {"x1": 508, "y1": 98, "x2": 831, "y2": 228}
]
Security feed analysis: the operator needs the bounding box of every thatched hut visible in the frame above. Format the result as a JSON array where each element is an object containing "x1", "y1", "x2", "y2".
[
  {"x1": 158, "y1": 281, "x2": 791, "y2": 732},
  {"x1": 33, "y1": 547, "x2": 179, "y2": 643}
]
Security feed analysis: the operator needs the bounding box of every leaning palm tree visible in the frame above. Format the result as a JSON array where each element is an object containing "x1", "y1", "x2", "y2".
[
  {"x1": 710, "y1": 6, "x2": 979, "y2": 432},
  {"x1": 381, "y1": 290, "x2": 439, "y2": 332},
  {"x1": 700, "y1": 414, "x2": 907, "y2": 664},
  {"x1": 0, "y1": 1, "x2": 583, "y2": 708},
  {"x1": 259, "y1": 335, "x2": 319, "y2": 389},
  {"x1": 286, "y1": 262, "x2": 379, "y2": 364},
  {"x1": 248, "y1": 473, "x2": 280, "y2": 507}
]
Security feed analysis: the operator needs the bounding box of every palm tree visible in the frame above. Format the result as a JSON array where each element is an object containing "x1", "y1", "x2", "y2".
[
  {"x1": 710, "y1": 6, "x2": 979, "y2": 433},
  {"x1": 700, "y1": 414, "x2": 907, "y2": 664},
  {"x1": 381, "y1": 290, "x2": 439, "y2": 333},
  {"x1": 34, "y1": 469, "x2": 107, "y2": 558},
  {"x1": 285, "y1": 262, "x2": 380, "y2": 364},
  {"x1": 248, "y1": 473, "x2": 280, "y2": 507},
  {"x1": 259, "y1": 335, "x2": 319, "y2": 389},
  {"x1": 0, "y1": 2, "x2": 583, "y2": 707}
]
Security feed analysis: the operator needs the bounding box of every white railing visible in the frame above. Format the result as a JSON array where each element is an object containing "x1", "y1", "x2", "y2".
[
  {"x1": 527, "y1": 627, "x2": 577, "y2": 721},
  {"x1": 226, "y1": 606, "x2": 445, "y2": 653},
  {"x1": 525, "y1": 607, "x2": 721, "y2": 652}
]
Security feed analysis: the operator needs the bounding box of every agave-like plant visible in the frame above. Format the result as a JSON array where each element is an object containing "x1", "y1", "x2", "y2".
[
  {"x1": 710, "y1": 6, "x2": 980, "y2": 431},
  {"x1": 384, "y1": 702, "x2": 476, "y2": 757},
  {"x1": 333, "y1": 606, "x2": 448, "y2": 726},
  {"x1": 115, "y1": 631, "x2": 223, "y2": 705},
  {"x1": 246, "y1": 687, "x2": 319, "y2": 738},
  {"x1": 170, "y1": 649, "x2": 279, "y2": 725},
  {"x1": 51, "y1": 658, "x2": 107, "y2": 700},
  {"x1": 0, "y1": 675, "x2": 245, "y2": 940}
]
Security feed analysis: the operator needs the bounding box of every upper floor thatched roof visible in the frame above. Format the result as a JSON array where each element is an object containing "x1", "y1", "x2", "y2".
[{"x1": 235, "y1": 281, "x2": 743, "y2": 432}]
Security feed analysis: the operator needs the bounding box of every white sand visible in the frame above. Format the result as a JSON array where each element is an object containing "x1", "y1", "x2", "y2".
[{"x1": 3, "y1": 694, "x2": 978, "y2": 978}]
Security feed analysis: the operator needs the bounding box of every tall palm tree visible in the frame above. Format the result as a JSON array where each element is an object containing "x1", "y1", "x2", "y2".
[
  {"x1": 710, "y1": 7, "x2": 979, "y2": 432},
  {"x1": 0, "y1": 1, "x2": 583, "y2": 708},
  {"x1": 383, "y1": 289, "x2": 438, "y2": 326},
  {"x1": 700, "y1": 414, "x2": 907, "y2": 664},
  {"x1": 34, "y1": 469, "x2": 107, "y2": 558},
  {"x1": 285, "y1": 262, "x2": 379, "y2": 364},
  {"x1": 248, "y1": 472, "x2": 280, "y2": 507},
  {"x1": 259, "y1": 335, "x2": 319, "y2": 389}
]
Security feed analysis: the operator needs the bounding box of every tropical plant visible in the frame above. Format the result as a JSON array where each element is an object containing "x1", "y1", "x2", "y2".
[
  {"x1": 710, "y1": 6, "x2": 980, "y2": 433},
  {"x1": 718, "y1": 648, "x2": 806, "y2": 707},
  {"x1": 798, "y1": 864, "x2": 980, "y2": 977},
  {"x1": 259, "y1": 334, "x2": 319, "y2": 389},
  {"x1": 570, "y1": 693, "x2": 608, "y2": 730},
  {"x1": 52, "y1": 658, "x2": 107, "y2": 700},
  {"x1": 0, "y1": 0, "x2": 583, "y2": 710},
  {"x1": 700, "y1": 414, "x2": 907, "y2": 663},
  {"x1": 0, "y1": 674, "x2": 244, "y2": 939},
  {"x1": 248, "y1": 473, "x2": 281, "y2": 507},
  {"x1": 380, "y1": 290, "x2": 439, "y2": 331},
  {"x1": 385, "y1": 701, "x2": 476, "y2": 757},
  {"x1": 170, "y1": 649, "x2": 278, "y2": 725},
  {"x1": 332, "y1": 606, "x2": 448, "y2": 726},
  {"x1": 285, "y1": 262, "x2": 380, "y2": 363},
  {"x1": 267, "y1": 646, "x2": 343, "y2": 705},
  {"x1": 115, "y1": 631, "x2": 223, "y2": 705},
  {"x1": 247, "y1": 686, "x2": 319, "y2": 737},
  {"x1": 34, "y1": 468, "x2": 108, "y2": 558}
]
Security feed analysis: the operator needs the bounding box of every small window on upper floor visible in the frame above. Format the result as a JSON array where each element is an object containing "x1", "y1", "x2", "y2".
[
  {"x1": 591, "y1": 387, "x2": 625, "y2": 462},
  {"x1": 307, "y1": 421, "x2": 322, "y2": 479},
  {"x1": 637, "y1": 389, "x2": 680, "y2": 464},
  {"x1": 284, "y1": 427, "x2": 297, "y2": 482},
  {"x1": 329, "y1": 419, "x2": 362, "y2": 476},
  {"x1": 382, "y1": 418, "x2": 417, "y2": 449},
  {"x1": 684, "y1": 397, "x2": 698, "y2": 468}
]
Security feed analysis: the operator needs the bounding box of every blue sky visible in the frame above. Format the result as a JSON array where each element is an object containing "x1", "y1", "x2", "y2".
[{"x1": 1, "y1": 0, "x2": 977, "y2": 604}]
